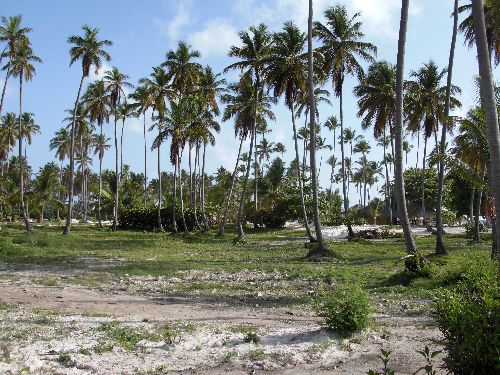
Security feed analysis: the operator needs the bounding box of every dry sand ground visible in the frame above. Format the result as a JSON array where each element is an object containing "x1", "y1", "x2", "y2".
[{"x1": 0, "y1": 259, "x2": 446, "y2": 375}]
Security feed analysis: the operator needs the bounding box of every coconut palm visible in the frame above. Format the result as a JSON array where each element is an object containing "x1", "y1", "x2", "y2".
[
  {"x1": 163, "y1": 41, "x2": 201, "y2": 99},
  {"x1": 116, "y1": 100, "x2": 133, "y2": 178},
  {"x1": 313, "y1": 4, "x2": 377, "y2": 238},
  {"x1": 405, "y1": 61, "x2": 461, "y2": 225},
  {"x1": 20, "y1": 112, "x2": 40, "y2": 162},
  {"x1": 459, "y1": 0, "x2": 499, "y2": 66},
  {"x1": 395, "y1": 0, "x2": 417, "y2": 257},
  {"x1": 224, "y1": 23, "x2": 271, "y2": 240},
  {"x1": 265, "y1": 20, "x2": 315, "y2": 242},
  {"x1": 218, "y1": 76, "x2": 275, "y2": 236},
  {"x1": 403, "y1": 139, "x2": 412, "y2": 166},
  {"x1": 343, "y1": 128, "x2": 362, "y2": 158},
  {"x1": 353, "y1": 139, "x2": 371, "y2": 207},
  {"x1": 472, "y1": 1, "x2": 500, "y2": 260},
  {"x1": 324, "y1": 116, "x2": 340, "y2": 153},
  {"x1": 0, "y1": 112, "x2": 18, "y2": 165},
  {"x1": 104, "y1": 67, "x2": 133, "y2": 231},
  {"x1": 64, "y1": 25, "x2": 112, "y2": 234},
  {"x1": 307, "y1": 0, "x2": 327, "y2": 252},
  {"x1": 354, "y1": 60, "x2": 397, "y2": 224},
  {"x1": 436, "y1": 0, "x2": 459, "y2": 255},
  {"x1": 129, "y1": 84, "x2": 154, "y2": 208},
  {"x1": 83, "y1": 79, "x2": 110, "y2": 225},
  {"x1": 0, "y1": 15, "x2": 32, "y2": 116},
  {"x1": 9, "y1": 37, "x2": 41, "y2": 232},
  {"x1": 92, "y1": 133, "x2": 111, "y2": 223},
  {"x1": 49, "y1": 127, "x2": 71, "y2": 220}
]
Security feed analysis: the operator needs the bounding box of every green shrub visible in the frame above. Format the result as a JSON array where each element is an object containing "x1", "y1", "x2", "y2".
[
  {"x1": 314, "y1": 284, "x2": 373, "y2": 337},
  {"x1": 434, "y1": 260, "x2": 500, "y2": 374},
  {"x1": 119, "y1": 205, "x2": 217, "y2": 231},
  {"x1": 464, "y1": 221, "x2": 485, "y2": 238}
]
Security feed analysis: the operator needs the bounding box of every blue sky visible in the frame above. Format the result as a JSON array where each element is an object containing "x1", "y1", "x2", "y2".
[{"x1": 1, "y1": 0, "x2": 496, "y2": 203}]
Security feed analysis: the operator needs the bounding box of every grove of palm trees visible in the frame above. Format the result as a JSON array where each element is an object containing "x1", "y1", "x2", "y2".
[{"x1": 0, "y1": 1, "x2": 499, "y2": 374}]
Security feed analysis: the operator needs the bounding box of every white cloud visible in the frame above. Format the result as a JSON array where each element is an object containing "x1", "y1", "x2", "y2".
[
  {"x1": 155, "y1": 0, "x2": 193, "y2": 40},
  {"x1": 188, "y1": 19, "x2": 239, "y2": 58},
  {"x1": 124, "y1": 116, "x2": 144, "y2": 135},
  {"x1": 88, "y1": 61, "x2": 112, "y2": 81},
  {"x1": 231, "y1": 0, "x2": 420, "y2": 40}
]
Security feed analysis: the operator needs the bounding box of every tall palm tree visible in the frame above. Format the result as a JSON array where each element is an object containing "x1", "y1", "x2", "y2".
[
  {"x1": 265, "y1": 20, "x2": 315, "y2": 242},
  {"x1": 471, "y1": 0, "x2": 500, "y2": 263},
  {"x1": 92, "y1": 133, "x2": 111, "y2": 222},
  {"x1": 218, "y1": 77, "x2": 275, "y2": 236},
  {"x1": 0, "y1": 15, "x2": 32, "y2": 116},
  {"x1": 395, "y1": 0, "x2": 417, "y2": 257},
  {"x1": 65, "y1": 25, "x2": 112, "y2": 234},
  {"x1": 104, "y1": 66, "x2": 133, "y2": 231},
  {"x1": 129, "y1": 84, "x2": 154, "y2": 208},
  {"x1": 307, "y1": 0, "x2": 327, "y2": 253},
  {"x1": 314, "y1": 4, "x2": 377, "y2": 238},
  {"x1": 459, "y1": 1, "x2": 499, "y2": 66},
  {"x1": 402, "y1": 139, "x2": 412, "y2": 166},
  {"x1": 324, "y1": 116, "x2": 339, "y2": 153},
  {"x1": 436, "y1": 0, "x2": 459, "y2": 255},
  {"x1": 0, "y1": 112, "x2": 18, "y2": 166},
  {"x1": 139, "y1": 67, "x2": 171, "y2": 231},
  {"x1": 117, "y1": 100, "x2": 133, "y2": 177},
  {"x1": 354, "y1": 60, "x2": 397, "y2": 224},
  {"x1": 20, "y1": 112, "x2": 40, "y2": 157},
  {"x1": 353, "y1": 139, "x2": 371, "y2": 207},
  {"x1": 405, "y1": 61, "x2": 461, "y2": 225},
  {"x1": 224, "y1": 23, "x2": 271, "y2": 240},
  {"x1": 49, "y1": 127, "x2": 71, "y2": 221},
  {"x1": 83, "y1": 79, "x2": 110, "y2": 225},
  {"x1": 10, "y1": 37, "x2": 41, "y2": 232}
]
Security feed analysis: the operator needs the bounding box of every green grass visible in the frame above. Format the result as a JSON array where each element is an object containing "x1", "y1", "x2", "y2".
[{"x1": 0, "y1": 225, "x2": 493, "y2": 302}]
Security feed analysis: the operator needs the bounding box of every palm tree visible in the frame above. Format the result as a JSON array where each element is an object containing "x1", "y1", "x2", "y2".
[
  {"x1": 343, "y1": 128, "x2": 362, "y2": 158},
  {"x1": 129, "y1": 84, "x2": 154, "y2": 208},
  {"x1": 471, "y1": 0, "x2": 500, "y2": 262},
  {"x1": 405, "y1": 61, "x2": 461, "y2": 225},
  {"x1": 265, "y1": 20, "x2": 315, "y2": 242},
  {"x1": 395, "y1": 0, "x2": 417, "y2": 257},
  {"x1": 459, "y1": 1, "x2": 499, "y2": 66},
  {"x1": 403, "y1": 139, "x2": 412, "y2": 166},
  {"x1": 65, "y1": 25, "x2": 112, "y2": 234},
  {"x1": 354, "y1": 60, "x2": 397, "y2": 224},
  {"x1": 83, "y1": 79, "x2": 110, "y2": 225},
  {"x1": 307, "y1": 0, "x2": 327, "y2": 253},
  {"x1": 117, "y1": 100, "x2": 133, "y2": 177},
  {"x1": 324, "y1": 116, "x2": 339, "y2": 153},
  {"x1": 436, "y1": 0, "x2": 459, "y2": 255},
  {"x1": 353, "y1": 139, "x2": 371, "y2": 207},
  {"x1": 9, "y1": 37, "x2": 41, "y2": 232},
  {"x1": 314, "y1": 4, "x2": 376, "y2": 238},
  {"x1": 140, "y1": 66, "x2": 171, "y2": 231},
  {"x1": 104, "y1": 67, "x2": 133, "y2": 231},
  {"x1": 49, "y1": 127, "x2": 71, "y2": 220},
  {"x1": 224, "y1": 23, "x2": 271, "y2": 240},
  {"x1": 0, "y1": 15, "x2": 32, "y2": 116},
  {"x1": 0, "y1": 112, "x2": 18, "y2": 167},
  {"x1": 218, "y1": 77, "x2": 275, "y2": 236}
]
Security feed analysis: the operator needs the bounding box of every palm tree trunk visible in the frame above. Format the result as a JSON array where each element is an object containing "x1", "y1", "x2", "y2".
[
  {"x1": 193, "y1": 144, "x2": 201, "y2": 230},
  {"x1": 201, "y1": 142, "x2": 209, "y2": 231},
  {"x1": 291, "y1": 105, "x2": 315, "y2": 242},
  {"x1": 178, "y1": 155, "x2": 187, "y2": 232},
  {"x1": 339, "y1": 89, "x2": 355, "y2": 238},
  {"x1": 436, "y1": 0, "x2": 458, "y2": 255},
  {"x1": 143, "y1": 112, "x2": 147, "y2": 209},
  {"x1": 98, "y1": 151, "x2": 103, "y2": 227},
  {"x1": 189, "y1": 144, "x2": 194, "y2": 208},
  {"x1": 64, "y1": 74, "x2": 85, "y2": 235},
  {"x1": 218, "y1": 137, "x2": 244, "y2": 236},
  {"x1": 157, "y1": 137, "x2": 163, "y2": 231},
  {"x1": 172, "y1": 157, "x2": 177, "y2": 234},
  {"x1": 472, "y1": 1, "x2": 500, "y2": 263},
  {"x1": 474, "y1": 185, "x2": 483, "y2": 243},
  {"x1": 421, "y1": 137, "x2": 428, "y2": 225},
  {"x1": 120, "y1": 118, "x2": 125, "y2": 178},
  {"x1": 254, "y1": 126, "x2": 258, "y2": 227},
  {"x1": 0, "y1": 69, "x2": 11, "y2": 117},
  {"x1": 307, "y1": 0, "x2": 327, "y2": 253},
  {"x1": 395, "y1": 0, "x2": 417, "y2": 256},
  {"x1": 384, "y1": 127, "x2": 393, "y2": 224},
  {"x1": 415, "y1": 129, "x2": 420, "y2": 169},
  {"x1": 112, "y1": 111, "x2": 119, "y2": 231},
  {"x1": 80, "y1": 134, "x2": 85, "y2": 222},
  {"x1": 18, "y1": 75, "x2": 31, "y2": 233},
  {"x1": 236, "y1": 127, "x2": 255, "y2": 239}
]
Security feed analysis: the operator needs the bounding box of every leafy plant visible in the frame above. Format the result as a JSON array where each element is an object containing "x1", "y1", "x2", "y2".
[
  {"x1": 367, "y1": 349, "x2": 395, "y2": 375},
  {"x1": 314, "y1": 284, "x2": 373, "y2": 337}
]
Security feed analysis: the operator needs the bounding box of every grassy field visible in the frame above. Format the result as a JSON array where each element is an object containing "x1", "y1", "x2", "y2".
[{"x1": 0, "y1": 224, "x2": 492, "y2": 303}]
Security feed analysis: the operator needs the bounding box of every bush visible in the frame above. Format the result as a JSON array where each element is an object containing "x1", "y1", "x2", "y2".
[
  {"x1": 434, "y1": 260, "x2": 500, "y2": 374},
  {"x1": 119, "y1": 205, "x2": 217, "y2": 231},
  {"x1": 464, "y1": 221, "x2": 486, "y2": 238},
  {"x1": 314, "y1": 284, "x2": 373, "y2": 337},
  {"x1": 355, "y1": 229, "x2": 400, "y2": 240}
]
